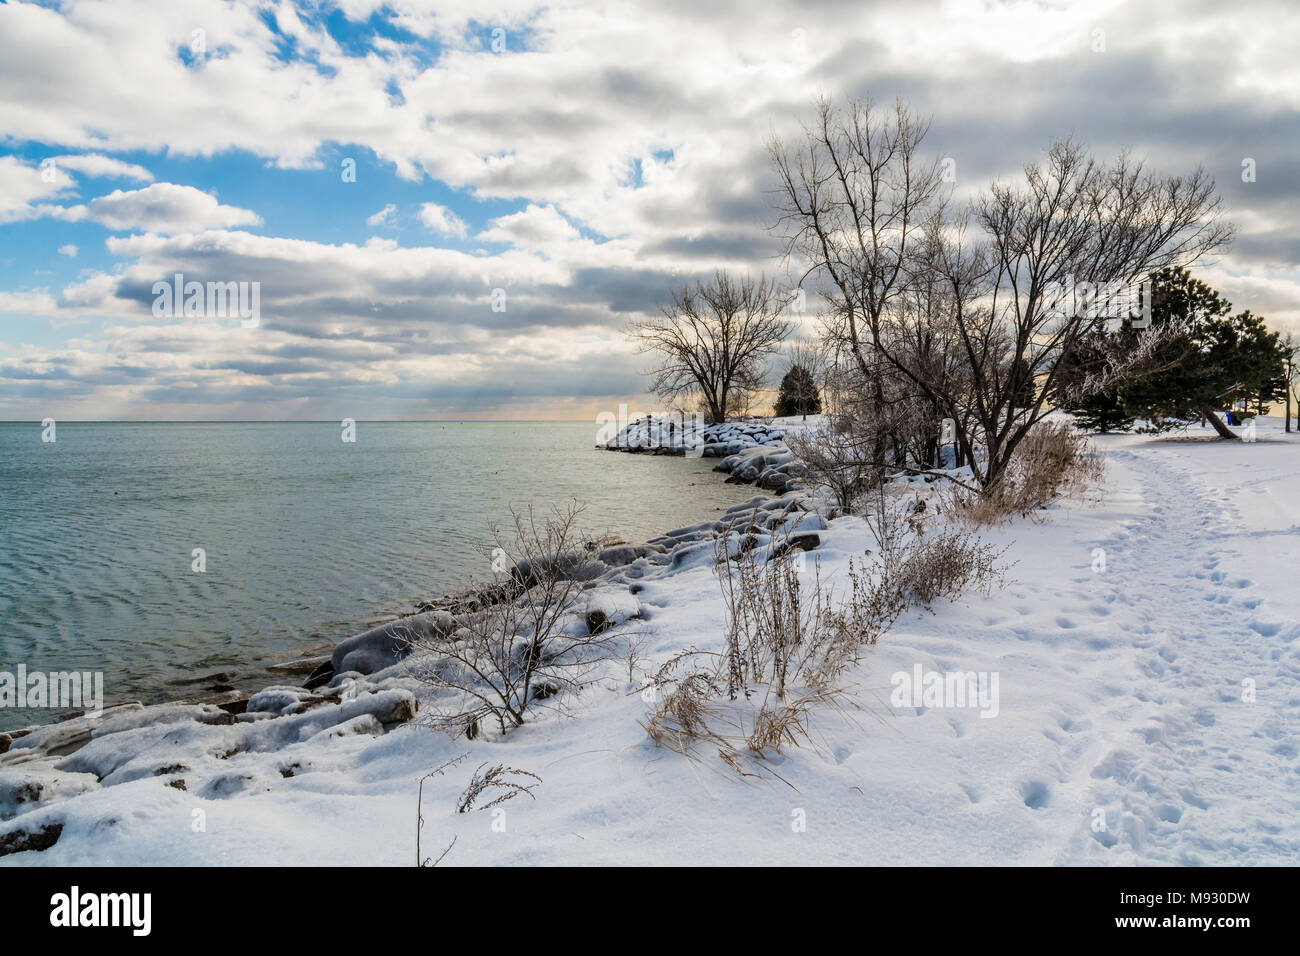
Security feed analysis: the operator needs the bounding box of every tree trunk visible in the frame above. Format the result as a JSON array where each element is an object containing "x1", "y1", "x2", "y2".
[{"x1": 1199, "y1": 405, "x2": 1241, "y2": 441}]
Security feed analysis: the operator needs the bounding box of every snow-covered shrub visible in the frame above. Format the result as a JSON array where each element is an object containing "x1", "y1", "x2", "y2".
[{"x1": 406, "y1": 502, "x2": 618, "y2": 737}]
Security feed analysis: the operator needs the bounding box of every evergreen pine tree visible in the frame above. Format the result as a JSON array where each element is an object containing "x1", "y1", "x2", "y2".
[
  {"x1": 774, "y1": 364, "x2": 822, "y2": 418},
  {"x1": 1122, "y1": 268, "x2": 1287, "y2": 439},
  {"x1": 1058, "y1": 330, "x2": 1135, "y2": 432}
]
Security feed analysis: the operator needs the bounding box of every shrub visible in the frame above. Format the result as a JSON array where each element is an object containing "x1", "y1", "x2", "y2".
[
  {"x1": 644, "y1": 516, "x2": 1005, "y2": 772},
  {"x1": 950, "y1": 421, "x2": 1104, "y2": 525},
  {"x1": 407, "y1": 502, "x2": 616, "y2": 736}
]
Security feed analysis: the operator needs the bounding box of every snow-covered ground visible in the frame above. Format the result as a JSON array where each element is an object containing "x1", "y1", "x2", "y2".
[{"x1": 3, "y1": 416, "x2": 1297, "y2": 865}]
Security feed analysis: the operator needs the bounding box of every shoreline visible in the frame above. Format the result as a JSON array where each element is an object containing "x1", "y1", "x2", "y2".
[{"x1": 0, "y1": 425, "x2": 805, "y2": 759}]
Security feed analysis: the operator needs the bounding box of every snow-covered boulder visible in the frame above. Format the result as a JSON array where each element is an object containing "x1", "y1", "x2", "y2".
[
  {"x1": 330, "y1": 610, "x2": 454, "y2": 675},
  {"x1": 604, "y1": 417, "x2": 788, "y2": 456},
  {"x1": 0, "y1": 767, "x2": 100, "y2": 820}
]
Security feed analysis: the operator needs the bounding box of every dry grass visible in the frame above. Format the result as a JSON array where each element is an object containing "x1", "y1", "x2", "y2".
[
  {"x1": 642, "y1": 669, "x2": 726, "y2": 752},
  {"x1": 456, "y1": 763, "x2": 542, "y2": 813},
  {"x1": 714, "y1": 519, "x2": 831, "y2": 701},
  {"x1": 950, "y1": 421, "x2": 1105, "y2": 525},
  {"x1": 643, "y1": 514, "x2": 1004, "y2": 776},
  {"x1": 893, "y1": 528, "x2": 1007, "y2": 607}
]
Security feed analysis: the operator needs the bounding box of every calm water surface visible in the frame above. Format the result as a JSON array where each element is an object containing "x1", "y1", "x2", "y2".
[{"x1": 0, "y1": 421, "x2": 760, "y2": 728}]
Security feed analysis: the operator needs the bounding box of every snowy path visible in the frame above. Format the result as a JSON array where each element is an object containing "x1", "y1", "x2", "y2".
[{"x1": 1047, "y1": 441, "x2": 1300, "y2": 864}]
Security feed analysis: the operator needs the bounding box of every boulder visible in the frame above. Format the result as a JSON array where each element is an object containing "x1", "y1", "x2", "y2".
[
  {"x1": 303, "y1": 659, "x2": 335, "y2": 690},
  {"x1": 330, "y1": 610, "x2": 454, "y2": 676},
  {"x1": 596, "y1": 545, "x2": 638, "y2": 567},
  {"x1": 266, "y1": 655, "x2": 331, "y2": 676},
  {"x1": 770, "y1": 534, "x2": 821, "y2": 559},
  {"x1": 0, "y1": 822, "x2": 62, "y2": 857},
  {"x1": 0, "y1": 768, "x2": 99, "y2": 820}
]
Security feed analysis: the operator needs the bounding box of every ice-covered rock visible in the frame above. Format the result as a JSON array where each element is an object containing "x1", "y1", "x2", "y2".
[
  {"x1": 0, "y1": 821, "x2": 63, "y2": 856},
  {"x1": 2, "y1": 703, "x2": 146, "y2": 760},
  {"x1": 330, "y1": 610, "x2": 454, "y2": 675},
  {"x1": 603, "y1": 417, "x2": 788, "y2": 456},
  {"x1": 0, "y1": 767, "x2": 100, "y2": 819}
]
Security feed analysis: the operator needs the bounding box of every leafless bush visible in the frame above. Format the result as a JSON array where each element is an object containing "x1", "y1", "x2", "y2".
[
  {"x1": 948, "y1": 421, "x2": 1105, "y2": 525},
  {"x1": 893, "y1": 529, "x2": 1006, "y2": 607},
  {"x1": 713, "y1": 521, "x2": 832, "y2": 701},
  {"x1": 785, "y1": 419, "x2": 879, "y2": 514},
  {"x1": 456, "y1": 763, "x2": 542, "y2": 813},
  {"x1": 644, "y1": 505, "x2": 1009, "y2": 773},
  {"x1": 408, "y1": 502, "x2": 616, "y2": 736},
  {"x1": 856, "y1": 480, "x2": 914, "y2": 561},
  {"x1": 818, "y1": 553, "x2": 911, "y2": 683}
]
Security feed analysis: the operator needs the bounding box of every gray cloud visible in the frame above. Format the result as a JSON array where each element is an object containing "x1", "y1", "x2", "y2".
[{"x1": 1, "y1": 0, "x2": 1297, "y2": 418}]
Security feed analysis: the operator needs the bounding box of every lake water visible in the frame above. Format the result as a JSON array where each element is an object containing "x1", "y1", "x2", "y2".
[{"x1": 0, "y1": 421, "x2": 759, "y2": 729}]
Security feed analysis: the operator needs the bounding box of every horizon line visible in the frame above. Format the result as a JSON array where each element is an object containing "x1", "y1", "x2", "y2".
[{"x1": 0, "y1": 418, "x2": 596, "y2": 424}]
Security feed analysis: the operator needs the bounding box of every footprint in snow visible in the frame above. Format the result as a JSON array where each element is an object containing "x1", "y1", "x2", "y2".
[
  {"x1": 1091, "y1": 826, "x2": 1120, "y2": 849},
  {"x1": 1153, "y1": 803, "x2": 1183, "y2": 823},
  {"x1": 1020, "y1": 780, "x2": 1051, "y2": 810}
]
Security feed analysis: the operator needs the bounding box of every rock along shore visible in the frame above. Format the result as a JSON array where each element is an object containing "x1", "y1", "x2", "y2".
[
  {"x1": 602, "y1": 416, "x2": 810, "y2": 495},
  {"x1": 0, "y1": 420, "x2": 822, "y2": 856}
]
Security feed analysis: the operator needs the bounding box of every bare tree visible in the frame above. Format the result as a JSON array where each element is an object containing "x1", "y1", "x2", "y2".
[
  {"x1": 772, "y1": 96, "x2": 1232, "y2": 490},
  {"x1": 954, "y1": 142, "x2": 1231, "y2": 484},
  {"x1": 1284, "y1": 333, "x2": 1300, "y2": 433},
  {"x1": 770, "y1": 96, "x2": 946, "y2": 453},
  {"x1": 631, "y1": 270, "x2": 791, "y2": 423}
]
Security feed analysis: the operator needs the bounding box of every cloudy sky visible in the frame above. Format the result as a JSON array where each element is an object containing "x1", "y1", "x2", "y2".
[{"x1": 1, "y1": 0, "x2": 1296, "y2": 420}]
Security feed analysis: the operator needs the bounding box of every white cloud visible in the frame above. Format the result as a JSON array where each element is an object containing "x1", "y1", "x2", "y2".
[
  {"x1": 52, "y1": 153, "x2": 153, "y2": 182},
  {"x1": 418, "y1": 202, "x2": 467, "y2": 238},
  {"x1": 55, "y1": 183, "x2": 262, "y2": 234},
  {"x1": 1, "y1": 0, "x2": 1298, "y2": 418},
  {"x1": 367, "y1": 203, "x2": 397, "y2": 226},
  {"x1": 58, "y1": 244, "x2": 78, "y2": 257},
  {"x1": 0, "y1": 155, "x2": 75, "y2": 223},
  {"x1": 478, "y1": 203, "x2": 581, "y2": 251}
]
